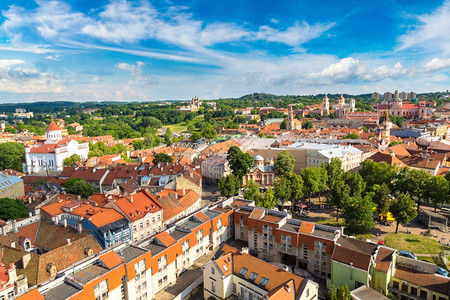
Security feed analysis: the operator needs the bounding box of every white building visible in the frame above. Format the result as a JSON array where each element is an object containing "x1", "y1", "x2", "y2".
[{"x1": 25, "y1": 121, "x2": 89, "y2": 174}]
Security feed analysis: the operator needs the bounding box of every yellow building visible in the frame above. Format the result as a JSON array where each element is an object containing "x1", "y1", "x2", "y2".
[{"x1": 0, "y1": 172, "x2": 24, "y2": 199}]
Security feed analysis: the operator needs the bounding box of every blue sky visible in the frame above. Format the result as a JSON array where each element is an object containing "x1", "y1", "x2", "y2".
[{"x1": 0, "y1": 0, "x2": 449, "y2": 102}]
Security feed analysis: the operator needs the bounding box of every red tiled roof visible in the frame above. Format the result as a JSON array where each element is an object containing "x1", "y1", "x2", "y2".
[
  {"x1": 46, "y1": 121, "x2": 61, "y2": 131},
  {"x1": 71, "y1": 204, "x2": 125, "y2": 228},
  {"x1": 99, "y1": 251, "x2": 123, "y2": 269},
  {"x1": 194, "y1": 211, "x2": 210, "y2": 222},
  {"x1": 115, "y1": 190, "x2": 162, "y2": 222},
  {"x1": 155, "y1": 231, "x2": 177, "y2": 247},
  {"x1": 374, "y1": 247, "x2": 394, "y2": 273},
  {"x1": 298, "y1": 222, "x2": 314, "y2": 234},
  {"x1": 332, "y1": 245, "x2": 372, "y2": 271},
  {"x1": 249, "y1": 208, "x2": 265, "y2": 220},
  {"x1": 394, "y1": 266, "x2": 450, "y2": 295}
]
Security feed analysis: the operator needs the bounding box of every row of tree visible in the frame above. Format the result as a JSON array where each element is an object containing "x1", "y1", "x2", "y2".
[{"x1": 219, "y1": 147, "x2": 449, "y2": 235}]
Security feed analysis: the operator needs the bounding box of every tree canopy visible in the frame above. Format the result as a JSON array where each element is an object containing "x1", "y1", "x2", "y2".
[
  {"x1": 390, "y1": 194, "x2": 417, "y2": 233},
  {"x1": 64, "y1": 177, "x2": 97, "y2": 198},
  {"x1": 218, "y1": 174, "x2": 240, "y2": 197},
  {"x1": 0, "y1": 142, "x2": 25, "y2": 172},
  {"x1": 274, "y1": 151, "x2": 295, "y2": 176},
  {"x1": 227, "y1": 146, "x2": 254, "y2": 180},
  {"x1": 0, "y1": 198, "x2": 29, "y2": 220},
  {"x1": 153, "y1": 153, "x2": 173, "y2": 164},
  {"x1": 63, "y1": 154, "x2": 81, "y2": 166},
  {"x1": 342, "y1": 195, "x2": 375, "y2": 234}
]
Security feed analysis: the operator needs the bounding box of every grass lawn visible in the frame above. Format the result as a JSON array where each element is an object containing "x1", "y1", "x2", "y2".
[
  {"x1": 384, "y1": 233, "x2": 449, "y2": 254},
  {"x1": 164, "y1": 115, "x2": 204, "y2": 133}
]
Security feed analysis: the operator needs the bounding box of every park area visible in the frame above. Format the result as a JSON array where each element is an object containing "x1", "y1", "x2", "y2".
[{"x1": 296, "y1": 197, "x2": 450, "y2": 258}]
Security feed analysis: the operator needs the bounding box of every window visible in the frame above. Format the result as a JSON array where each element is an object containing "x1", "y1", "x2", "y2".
[
  {"x1": 420, "y1": 290, "x2": 427, "y2": 298},
  {"x1": 249, "y1": 272, "x2": 258, "y2": 281},
  {"x1": 152, "y1": 216, "x2": 155, "y2": 223},
  {"x1": 146, "y1": 219, "x2": 150, "y2": 226},
  {"x1": 158, "y1": 214, "x2": 161, "y2": 221},
  {"x1": 410, "y1": 287, "x2": 417, "y2": 296},
  {"x1": 393, "y1": 281, "x2": 399, "y2": 289},
  {"x1": 94, "y1": 279, "x2": 109, "y2": 300},
  {"x1": 211, "y1": 281, "x2": 215, "y2": 293},
  {"x1": 260, "y1": 277, "x2": 269, "y2": 287},
  {"x1": 239, "y1": 267, "x2": 248, "y2": 276},
  {"x1": 211, "y1": 267, "x2": 215, "y2": 274},
  {"x1": 140, "y1": 222, "x2": 144, "y2": 229},
  {"x1": 233, "y1": 283, "x2": 236, "y2": 293}
]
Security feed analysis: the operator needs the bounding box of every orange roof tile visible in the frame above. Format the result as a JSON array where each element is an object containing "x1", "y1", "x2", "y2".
[
  {"x1": 194, "y1": 211, "x2": 210, "y2": 222},
  {"x1": 215, "y1": 252, "x2": 233, "y2": 277},
  {"x1": 46, "y1": 121, "x2": 61, "y2": 131},
  {"x1": 99, "y1": 251, "x2": 123, "y2": 270},
  {"x1": 298, "y1": 222, "x2": 314, "y2": 234},
  {"x1": 15, "y1": 288, "x2": 44, "y2": 300},
  {"x1": 115, "y1": 190, "x2": 162, "y2": 222},
  {"x1": 249, "y1": 208, "x2": 265, "y2": 220},
  {"x1": 71, "y1": 205, "x2": 125, "y2": 228},
  {"x1": 155, "y1": 231, "x2": 177, "y2": 247}
]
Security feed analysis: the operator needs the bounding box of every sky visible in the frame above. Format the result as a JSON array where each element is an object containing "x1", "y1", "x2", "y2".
[{"x1": 0, "y1": 0, "x2": 449, "y2": 102}]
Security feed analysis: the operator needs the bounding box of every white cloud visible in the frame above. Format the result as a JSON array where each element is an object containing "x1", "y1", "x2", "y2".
[
  {"x1": 422, "y1": 58, "x2": 450, "y2": 73},
  {"x1": 115, "y1": 61, "x2": 156, "y2": 86},
  {"x1": 0, "y1": 59, "x2": 66, "y2": 93},
  {"x1": 253, "y1": 21, "x2": 336, "y2": 47},
  {"x1": 304, "y1": 58, "x2": 408, "y2": 84},
  {"x1": 397, "y1": 1, "x2": 450, "y2": 54}
]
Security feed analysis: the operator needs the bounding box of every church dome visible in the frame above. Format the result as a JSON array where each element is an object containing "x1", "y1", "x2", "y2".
[
  {"x1": 254, "y1": 155, "x2": 264, "y2": 161},
  {"x1": 46, "y1": 121, "x2": 61, "y2": 131}
]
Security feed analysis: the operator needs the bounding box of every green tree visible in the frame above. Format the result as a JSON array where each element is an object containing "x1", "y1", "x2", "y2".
[
  {"x1": 327, "y1": 179, "x2": 350, "y2": 221},
  {"x1": 302, "y1": 120, "x2": 313, "y2": 129},
  {"x1": 301, "y1": 167, "x2": 322, "y2": 201},
  {"x1": 227, "y1": 146, "x2": 254, "y2": 180},
  {"x1": 132, "y1": 140, "x2": 143, "y2": 150},
  {"x1": 140, "y1": 116, "x2": 163, "y2": 129},
  {"x1": 143, "y1": 133, "x2": 160, "y2": 148},
  {"x1": 395, "y1": 168, "x2": 431, "y2": 211},
  {"x1": 0, "y1": 143, "x2": 25, "y2": 172},
  {"x1": 164, "y1": 128, "x2": 173, "y2": 145},
  {"x1": 201, "y1": 126, "x2": 217, "y2": 141},
  {"x1": 274, "y1": 151, "x2": 295, "y2": 177},
  {"x1": 327, "y1": 285, "x2": 337, "y2": 300},
  {"x1": 64, "y1": 177, "x2": 97, "y2": 198},
  {"x1": 153, "y1": 153, "x2": 173, "y2": 164},
  {"x1": 323, "y1": 158, "x2": 343, "y2": 188},
  {"x1": 259, "y1": 187, "x2": 277, "y2": 209},
  {"x1": 390, "y1": 194, "x2": 418, "y2": 233},
  {"x1": 190, "y1": 132, "x2": 202, "y2": 142},
  {"x1": 342, "y1": 132, "x2": 359, "y2": 139},
  {"x1": 336, "y1": 285, "x2": 351, "y2": 300},
  {"x1": 372, "y1": 183, "x2": 391, "y2": 215},
  {"x1": 425, "y1": 175, "x2": 449, "y2": 211},
  {"x1": 243, "y1": 180, "x2": 262, "y2": 203},
  {"x1": 342, "y1": 195, "x2": 376, "y2": 234},
  {"x1": 274, "y1": 172, "x2": 304, "y2": 208},
  {"x1": 63, "y1": 154, "x2": 81, "y2": 166},
  {"x1": 359, "y1": 159, "x2": 396, "y2": 188},
  {"x1": 0, "y1": 198, "x2": 29, "y2": 220},
  {"x1": 344, "y1": 171, "x2": 366, "y2": 198},
  {"x1": 218, "y1": 174, "x2": 240, "y2": 197}
]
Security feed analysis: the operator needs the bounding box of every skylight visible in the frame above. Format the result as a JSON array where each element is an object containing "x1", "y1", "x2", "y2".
[
  {"x1": 239, "y1": 267, "x2": 248, "y2": 276},
  {"x1": 260, "y1": 277, "x2": 269, "y2": 287},
  {"x1": 223, "y1": 265, "x2": 228, "y2": 271},
  {"x1": 249, "y1": 272, "x2": 258, "y2": 281}
]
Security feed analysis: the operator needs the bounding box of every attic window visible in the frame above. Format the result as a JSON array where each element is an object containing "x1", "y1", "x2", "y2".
[
  {"x1": 152, "y1": 205, "x2": 156, "y2": 208},
  {"x1": 260, "y1": 277, "x2": 269, "y2": 287},
  {"x1": 223, "y1": 265, "x2": 228, "y2": 271},
  {"x1": 249, "y1": 272, "x2": 258, "y2": 281},
  {"x1": 239, "y1": 267, "x2": 248, "y2": 276}
]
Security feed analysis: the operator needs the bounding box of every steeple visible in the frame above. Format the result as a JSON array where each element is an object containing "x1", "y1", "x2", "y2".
[
  {"x1": 287, "y1": 104, "x2": 295, "y2": 131},
  {"x1": 322, "y1": 95, "x2": 329, "y2": 117},
  {"x1": 45, "y1": 119, "x2": 62, "y2": 143}
]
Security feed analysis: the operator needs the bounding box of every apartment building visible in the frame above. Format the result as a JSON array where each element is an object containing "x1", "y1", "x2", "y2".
[
  {"x1": 234, "y1": 206, "x2": 342, "y2": 280},
  {"x1": 17, "y1": 205, "x2": 234, "y2": 300},
  {"x1": 203, "y1": 244, "x2": 319, "y2": 300},
  {"x1": 107, "y1": 190, "x2": 163, "y2": 243},
  {"x1": 0, "y1": 172, "x2": 24, "y2": 199}
]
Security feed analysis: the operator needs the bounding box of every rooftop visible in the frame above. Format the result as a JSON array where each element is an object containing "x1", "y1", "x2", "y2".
[
  {"x1": 72, "y1": 264, "x2": 108, "y2": 285},
  {"x1": 41, "y1": 281, "x2": 80, "y2": 300},
  {"x1": 118, "y1": 246, "x2": 147, "y2": 263}
]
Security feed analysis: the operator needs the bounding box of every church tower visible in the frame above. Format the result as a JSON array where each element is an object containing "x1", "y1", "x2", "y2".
[
  {"x1": 338, "y1": 95, "x2": 345, "y2": 108},
  {"x1": 322, "y1": 95, "x2": 329, "y2": 117},
  {"x1": 45, "y1": 120, "x2": 62, "y2": 143},
  {"x1": 350, "y1": 98, "x2": 356, "y2": 112},
  {"x1": 379, "y1": 110, "x2": 392, "y2": 144},
  {"x1": 287, "y1": 104, "x2": 295, "y2": 131}
]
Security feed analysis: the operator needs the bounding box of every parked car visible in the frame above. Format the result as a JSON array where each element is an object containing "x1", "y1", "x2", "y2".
[
  {"x1": 211, "y1": 197, "x2": 217, "y2": 202},
  {"x1": 436, "y1": 266, "x2": 449, "y2": 277},
  {"x1": 398, "y1": 250, "x2": 417, "y2": 260},
  {"x1": 378, "y1": 241, "x2": 384, "y2": 245}
]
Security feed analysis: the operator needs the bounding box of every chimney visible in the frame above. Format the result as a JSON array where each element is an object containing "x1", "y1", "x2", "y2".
[
  {"x1": 1, "y1": 171, "x2": 8, "y2": 178},
  {"x1": 77, "y1": 222, "x2": 83, "y2": 234},
  {"x1": 22, "y1": 253, "x2": 31, "y2": 269},
  {"x1": 63, "y1": 219, "x2": 67, "y2": 228},
  {"x1": 66, "y1": 239, "x2": 71, "y2": 246},
  {"x1": 1, "y1": 226, "x2": 6, "y2": 236},
  {"x1": 12, "y1": 220, "x2": 18, "y2": 233},
  {"x1": 93, "y1": 168, "x2": 96, "y2": 173},
  {"x1": 182, "y1": 188, "x2": 185, "y2": 196}
]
